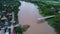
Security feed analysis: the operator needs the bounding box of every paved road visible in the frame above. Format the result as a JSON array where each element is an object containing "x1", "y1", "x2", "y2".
[
  {"x1": 18, "y1": 1, "x2": 56, "y2": 34},
  {"x1": 0, "y1": 30, "x2": 5, "y2": 34}
]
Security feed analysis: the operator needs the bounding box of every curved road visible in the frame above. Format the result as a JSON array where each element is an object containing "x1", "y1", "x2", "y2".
[{"x1": 18, "y1": 1, "x2": 56, "y2": 34}]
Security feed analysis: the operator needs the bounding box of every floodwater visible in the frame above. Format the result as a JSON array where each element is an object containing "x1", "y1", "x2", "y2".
[{"x1": 18, "y1": 1, "x2": 56, "y2": 34}]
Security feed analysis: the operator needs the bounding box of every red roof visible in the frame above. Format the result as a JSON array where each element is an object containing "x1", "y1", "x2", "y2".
[{"x1": 12, "y1": 31, "x2": 17, "y2": 34}]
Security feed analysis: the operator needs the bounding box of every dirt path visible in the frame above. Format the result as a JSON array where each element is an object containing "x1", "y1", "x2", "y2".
[{"x1": 18, "y1": 1, "x2": 56, "y2": 34}]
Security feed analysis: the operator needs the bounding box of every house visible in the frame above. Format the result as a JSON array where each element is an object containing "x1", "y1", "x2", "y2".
[
  {"x1": 1, "y1": 16, "x2": 7, "y2": 20},
  {"x1": 12, "y1": 30, "x2": 17, "y2": 34},
  {"x1": 6, "y1": 13, "x2": 12, "y2": 16},
  {"x1": 5, "y1": 30, "x2": 9, "y2": 34},
  {"x1": 55, "y1": 10, "x2": 60, "y2": 13}
]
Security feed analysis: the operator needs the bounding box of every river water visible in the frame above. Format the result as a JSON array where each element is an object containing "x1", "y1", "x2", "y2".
[{"x1": 18, "y1": 1, "x2": 56, "y2": 34}]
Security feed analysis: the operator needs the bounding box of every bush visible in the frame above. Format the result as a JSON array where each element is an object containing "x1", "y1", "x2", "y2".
[
  {"x1": 14, "y1": 27, "x2": 23, "y2": 34},
  {"x1": 54, "y1": 13, "x2": 60, "y2": 23},
  {"x1": 52, "y1": 22, "x2": 60, "y2": 34}
]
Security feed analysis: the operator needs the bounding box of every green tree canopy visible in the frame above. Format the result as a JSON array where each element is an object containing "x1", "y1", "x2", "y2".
[
  {"x1": 54, "y1": 13, "x2": 60, "y2": 23},
  {"x1": 1, "y1": 0, "x2": 21, "y2": 12},
  {"x1": 14, "y1": 27, "x2": 23, "y2": 34}
]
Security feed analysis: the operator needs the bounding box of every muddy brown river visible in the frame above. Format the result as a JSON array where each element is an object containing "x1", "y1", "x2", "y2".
[{"x1": 18, "y1": 1, "x2": 56, "y2": 34}]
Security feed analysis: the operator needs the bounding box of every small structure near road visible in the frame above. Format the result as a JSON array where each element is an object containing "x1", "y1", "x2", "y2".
[
  {"x1": 1, "y1": 16, "x2": 7, "y2": 20},
  {"x1": 55, "y1": 10, "x2": 60, "y2": 13}
]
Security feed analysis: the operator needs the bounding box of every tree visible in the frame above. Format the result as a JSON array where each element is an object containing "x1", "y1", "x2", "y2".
[
  {"x1": 54, "y1": 13, "x2": 60, "y2": 23},
  {"x1": 38, "y1": 5, "x2": 55, "y2": 16},
  {"x1": 14, "y1": 27, "x2": 23, "y2": 34},
  {"x1": 2, "y1": 0, "x2": 21, "y2": 24},
  {"x1": 53, "y1": 13, "x2": 60, "y2": 34},
  {"x1": 0, "y1": 0, "x2": 22, "y2": 33}
]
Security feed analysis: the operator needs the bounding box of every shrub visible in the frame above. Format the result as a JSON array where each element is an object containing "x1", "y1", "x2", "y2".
[
  {"x1": 52, "y1": 13, "x2": 60, "y2": 34},
  {"x1": 14, "y1": 27, "x2": 23, "y2": 34},
  {"x1": 54, "y1": 13, "x2": 60, "y2": 23}
]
